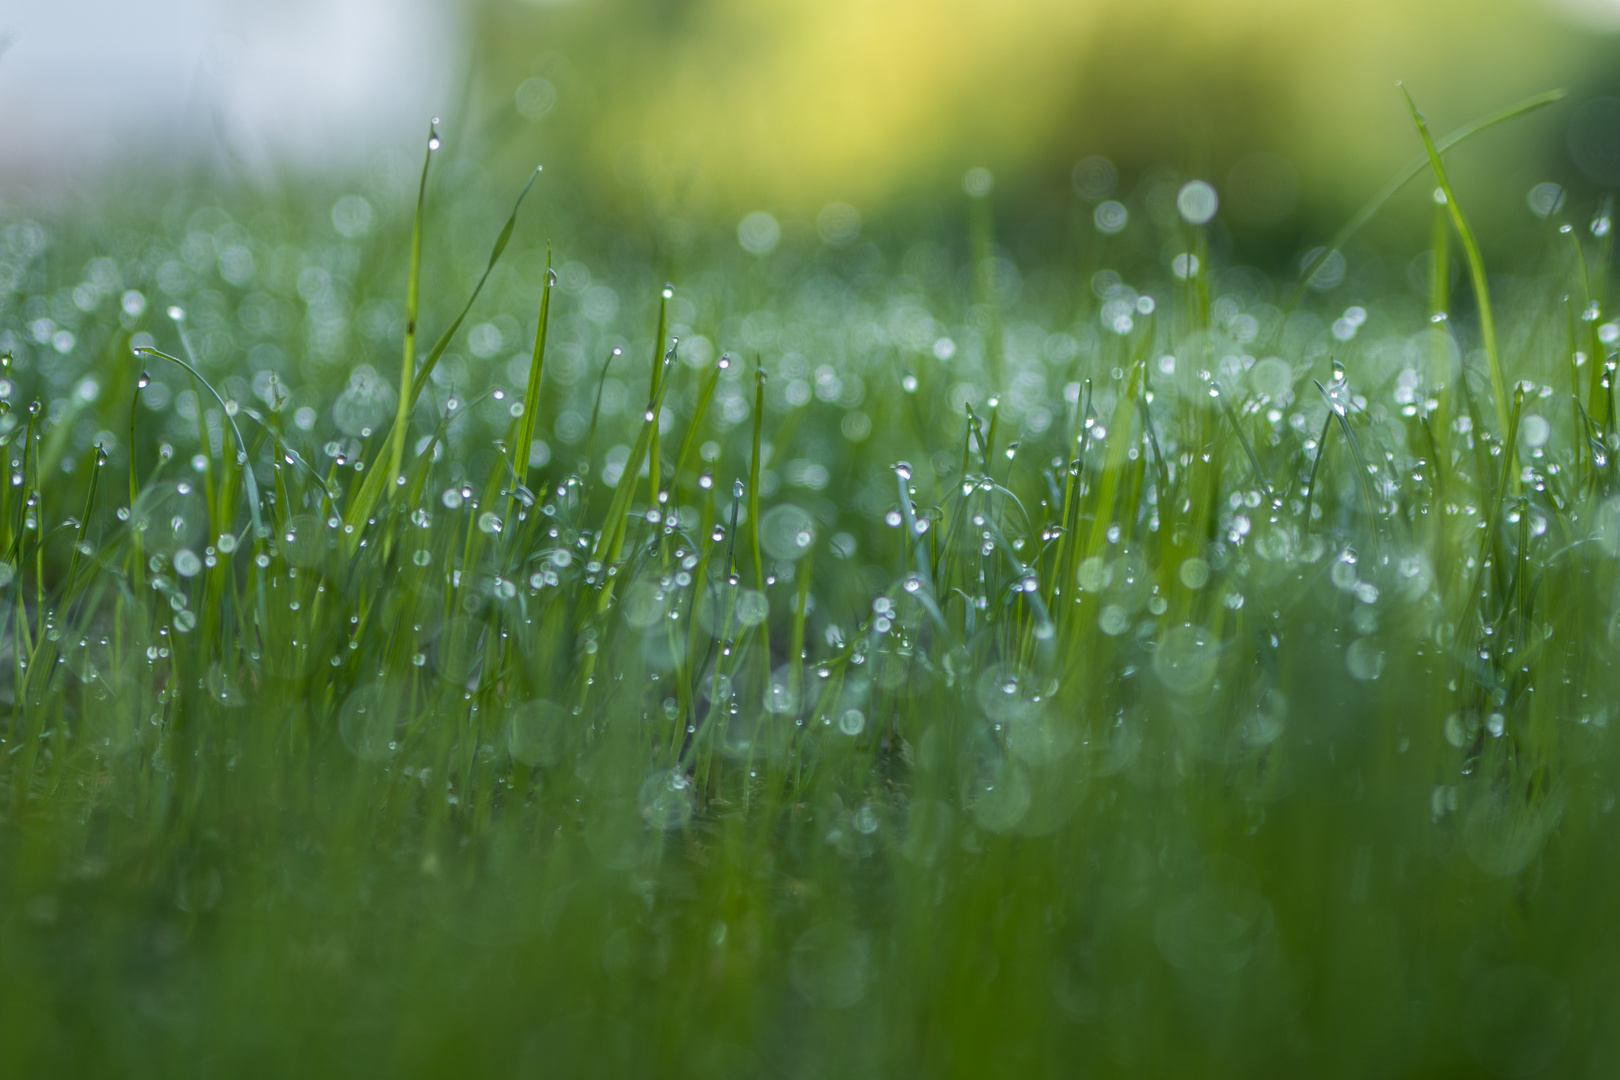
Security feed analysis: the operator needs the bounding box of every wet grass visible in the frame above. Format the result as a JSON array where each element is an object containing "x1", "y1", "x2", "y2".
[{"x1": 1, "y1": 101, "x2": 1619, "y2": 1077}]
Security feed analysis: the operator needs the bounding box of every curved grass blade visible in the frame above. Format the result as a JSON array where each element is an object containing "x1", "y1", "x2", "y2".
[
  {"x1": 1285, "y1": 89, "x2": 1563, "y2": 317},
  {"x1": 135, "y1": 346, "x2": 268, "y2": 626},
  {"x1": 407, "y1": 168, "x2": 543, "y2": 405},
  {"x1": 135, "y1": 348, "x2": 263, "y2": 549},
  {"x1": 1400, "y1": 83, "x2": 1510, "y2": 441},
  {"x1": 236, "y1": 405, "x2": 336, "y2": 507},
  {"x1": 583, "y1": 349, "x2": 621, "y2": 478}
]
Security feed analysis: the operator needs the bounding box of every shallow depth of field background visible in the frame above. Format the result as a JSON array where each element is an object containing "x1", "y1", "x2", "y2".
[{"x1": 7, "y1": 0, "x2": 1620, "y2": 248}]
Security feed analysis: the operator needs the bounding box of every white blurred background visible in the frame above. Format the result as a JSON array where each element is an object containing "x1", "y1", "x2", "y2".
[{"x1": 0, "y1": 0, "x2": 459, "y2": 179}]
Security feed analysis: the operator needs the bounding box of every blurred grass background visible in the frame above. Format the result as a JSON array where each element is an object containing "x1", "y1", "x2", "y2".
[
  {"x1": 459, "y1": 0, "x2": 1620, "y2": 246},
  {"x1": 7, "y1": 0, "x2": 1620, "y2": 252}
]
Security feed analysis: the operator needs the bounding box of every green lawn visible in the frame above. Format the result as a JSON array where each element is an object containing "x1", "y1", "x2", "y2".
[{"x1": 0, "y1": 100, "x2": 1616, "y2": 1077}]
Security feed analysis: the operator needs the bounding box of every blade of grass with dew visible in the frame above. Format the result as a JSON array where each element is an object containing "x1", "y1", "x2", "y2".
[
  {"x1": 747, "y1": 361, "x2": 771, "y2": 668},
  {"x1": 673, "y1": 356, "x2": 728, "y2": 483},
  {"x1": 136, "y1": 347, "x2": 268, "y2": 628},
  {"x1": 571, "y1": 343, "x2": 679, "y2": 709},
  {"x1": 1315, "y1": 379, "x2": 1383, "y2": 550},
  {"x1": 1401, "y1": 83, "x2": 1511, "y2": 442},
  {"x1": 380, "y1": 122, "x2": 436, "y2": 515},
  {"x1": 346, "y1": 163, "x2": 542, "y2": 541},
  {"x1": 648, "y1": 286, "x2": 670, "y2": 508},
  {"x1": 510, "y1": 246, "x2": 553, "y2": 504},
  {"x1": 1428, "y1": 191, "x2": 1453, "y2": 454}
]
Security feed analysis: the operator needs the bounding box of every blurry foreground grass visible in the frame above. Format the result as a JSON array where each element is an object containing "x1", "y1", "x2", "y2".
[{"x1": 2, "y1": 102, "x2": 1620, "y2": 1077}]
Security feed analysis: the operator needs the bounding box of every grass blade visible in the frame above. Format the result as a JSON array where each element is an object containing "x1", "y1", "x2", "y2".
[
  {"x1": 346, "y1": 163, "x2": 543, "y2": 540},
  {"x1": 1285, "y1": 88, "x2": 1563, "y2": 316},
  {"x1": 510, "y1": 246, "x2": 554, "y2": 499},
  {"x1": 381, "y1": 121, "x2": 438, "y2": 519},
  {"x1": 1401, "y1": 83, "x2": 1510, "y2": 442}
]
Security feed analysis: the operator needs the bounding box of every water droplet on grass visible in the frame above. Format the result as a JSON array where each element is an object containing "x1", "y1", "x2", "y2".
[
  {"x1": 339, "y1": 681, "x2": 406, "y2": 762},
  {"x1": 1178, "y1": 557, "x2": 1209, "y2": 589},
  {"x1": 1155, "y1": 625, "x2": 1217, "y2": 695},
  {"x1": 962, "y1": 751, "x2": 1032, "y2": 833},
  {"x1": 1099, "y1": 605, "x2": 1129, "y2": 636},
  {"x1": 1519, "y1": 414, "x2": 1550, "y2": 449},
  {"x1": 1177, "y1": 180, "x2": 1219, "y2": 225},
  {"x1": 1346, "y1": 638, "x2": 1385, "y2": 681},
  {"x1": 735, "y1": 590, "x2": 768, "y2": 626},
  {"x1": 1094, "y1": 201, "x2": 1128, "y2": 234},
  {"x1": 761, "y1": 504, "x2": 816, "y2": 560},
  {"x1": 640, "y1": 769, "x2": 694, "y2": 830}
]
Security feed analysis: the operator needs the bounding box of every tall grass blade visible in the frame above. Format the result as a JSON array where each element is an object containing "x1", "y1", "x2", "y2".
[
  {"x1": 1285, "y1": 89, "x2": 1563, "y2": 316},
  {"x1": 346, "y1": 164, "x2": 542, "y2": 540},
  {"x1": 1401, "y1": 84, "x2": 1510, "y2": 441}
]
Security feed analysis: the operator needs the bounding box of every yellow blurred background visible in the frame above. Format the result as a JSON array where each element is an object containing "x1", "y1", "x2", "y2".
[{"x1": 468, "y1": 0, "x2": 1620, "y2": 230}]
